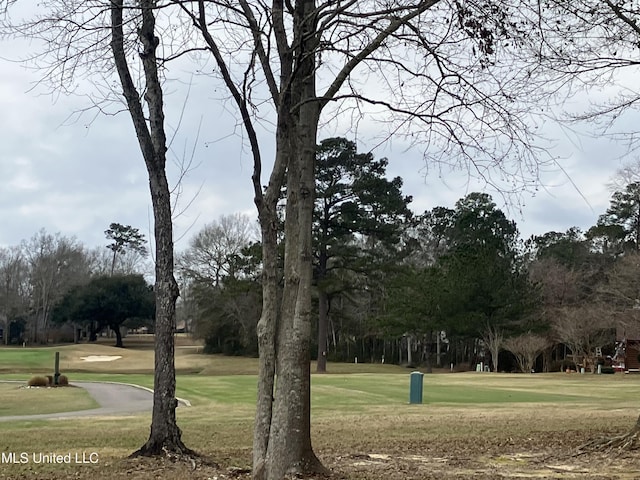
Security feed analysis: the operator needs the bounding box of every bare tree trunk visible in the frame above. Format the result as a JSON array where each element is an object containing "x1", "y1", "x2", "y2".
[
  {"x1": 316, "y1": 288, "x2": 329, "y2": 373},
  {"x1": 258, "y1": 3, "x2": 326, "y2": 477},
  {"x1": 252, "y1": 204, "x2": 279, "y2": 476},
  {"x1": 1, "y1": 315, "x2": 7, "y2": 346},
  {"x1": 264, "y1": 111, "x2": 324, "y2": 479},
  {"x1": 113, "y1": 325, "x2": 123, "y2": 348},
  {"x1": 110, "y1": 0, "x2": 192, "y2": 457}
]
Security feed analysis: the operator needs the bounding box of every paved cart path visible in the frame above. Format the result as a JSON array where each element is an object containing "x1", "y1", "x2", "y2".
[{"x1": 0, "y1": 381, "x2": 177, "y2": 422}]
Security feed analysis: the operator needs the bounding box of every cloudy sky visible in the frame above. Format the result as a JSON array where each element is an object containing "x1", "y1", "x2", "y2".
[{"x1": 0, "y1": 18, "x2": 636, "y2": 254}]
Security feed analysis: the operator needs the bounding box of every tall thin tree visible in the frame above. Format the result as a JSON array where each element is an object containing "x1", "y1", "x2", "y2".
[{"x1": 110, "y1": 0, "x2": 192, "y2": 457}]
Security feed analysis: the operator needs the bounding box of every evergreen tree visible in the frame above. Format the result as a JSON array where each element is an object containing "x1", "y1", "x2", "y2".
[
  {"x1": 313, "y1": 138, "x2": 412, "y2": 372},
  {"x1": 587, "y1": 183, "x2": 640, "y2": 254}
]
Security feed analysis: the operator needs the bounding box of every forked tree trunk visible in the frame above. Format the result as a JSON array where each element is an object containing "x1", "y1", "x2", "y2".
[
  {"x1": 254, "y1": 2, "x2": 326, "y2": 477},
  {"x1": 181, "y1": 1, "x2": 442, "y2": 477},
  {"x1": 262, "y1": 108, "x2": 324, "y2": 479},
  {"x1": 110, "y1": 0, "x2": 192, "y2": 457}
]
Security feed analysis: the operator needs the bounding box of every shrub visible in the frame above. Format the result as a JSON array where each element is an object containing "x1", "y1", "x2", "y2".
[
  {"x1": 27, "y1": 376, "x2": 49, "y2": 387},
  {"x1": 57, "y1": 375, "x2": 69, "y2": 386}
]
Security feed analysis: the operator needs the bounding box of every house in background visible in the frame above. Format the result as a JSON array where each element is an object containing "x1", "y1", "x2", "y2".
[{"x1": 615, "y1": 324, "x2": 640, "y2": 372}]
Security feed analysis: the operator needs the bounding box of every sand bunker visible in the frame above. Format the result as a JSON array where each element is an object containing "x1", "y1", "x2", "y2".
[{"x1": 80, "y1": 355, "x2": 123, "y2": 362}]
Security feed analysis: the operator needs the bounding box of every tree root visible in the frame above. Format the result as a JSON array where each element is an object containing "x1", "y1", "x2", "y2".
[
  {"x1": 129, "y1": 445, "x2": 216, "y2": 470},
  {"x1": 576, "y1": 415, "x2": 640, "y2": 455},
  {"x1": 129, "y1": 447, "x2": 220, "y2": 471}
]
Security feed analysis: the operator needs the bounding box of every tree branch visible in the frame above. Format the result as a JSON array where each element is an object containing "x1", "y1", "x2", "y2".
[{"x1": 320, "y1": 1, "x2": 439, "y2": 108}]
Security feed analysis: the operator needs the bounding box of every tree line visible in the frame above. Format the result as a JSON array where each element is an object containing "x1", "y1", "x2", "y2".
[
  {"x1": 7, "y1": 172, "x2": 636, "y2": 370},
  {"x1": 0, "y1": 224, "x2": 151, "y2": 345},
  {"x1": 179, "y1": 138, "x2": 640, "y2": 375}
]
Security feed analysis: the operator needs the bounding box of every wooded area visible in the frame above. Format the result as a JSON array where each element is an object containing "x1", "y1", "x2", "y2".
[{"x1": 2, "y1": 161, "x2": 639, "y2": 376}]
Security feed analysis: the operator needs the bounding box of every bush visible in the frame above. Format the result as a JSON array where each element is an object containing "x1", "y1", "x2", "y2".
[
  {"x1": 27, "y1": 376, "x2": 50, "y2": 387},
  {"x1": 57, "y1": 374, "x2": 69, "y2": 386}
]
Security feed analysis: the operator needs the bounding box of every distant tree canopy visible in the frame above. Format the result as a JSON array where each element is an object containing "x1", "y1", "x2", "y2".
[
  {"x1": 385, "y1": 192, "x2": 536, "y2": 339},
  {"x1": 52, "y1": 274, "x2": 154, "y2": 347},
  {"x1": 528, "y1": 227, "x2": 590, "y2": 268},
  {"x1": 587, "y1": 183, "x2": 640, "y2": 255},
  {"x1": 177, "y1": 214, "x2": 261, "y2": 356},
  {"x1": 105, "y1": 223, "x2": 148, "y2": 275},
  {"x1": 11, "y1": 179, "x2": 640, "y2": 376}
]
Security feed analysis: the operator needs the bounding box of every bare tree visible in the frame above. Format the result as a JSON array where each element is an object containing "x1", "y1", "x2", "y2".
[
  {"x1": 532, "y1": 0, "x2": 640, "y2": 452},
  {"x1": 0, "y1": 246, "x2": 29, "y2": 345},
  {"x1": 504, "y1": 332, "x2": 550, "y2": 373},
  {"x1": 530, "y1": 254, "x2": 613, "y2": 373},
  {"x1": 109, "y1": 0, "x2": 194, "y2": 458},
  {"x1": 481, "y1": 324, "x2": 504, "y2": 372},
  {"x1": 178, "y1": 213, "x2": 254, "y2": 286},
  {"x1": 529, "y1": 257, "x2": 582, "y2": 307},
  {"x1": 171, "y1": 2, "x2": 560, "y2": 477},
  {"x1": 90, "y1": 247, "x2": 152, "y2": 277},
  {"x1": 2, "y1": 0, "x2": 570, "y2": 474},
  {"x1": 178, "y1": 213, "x2": 259, "y2": 354},
  {"x1": 596, "y1": 251, "x2": 640, "y2": 366},
  {"x1": 21, "y1": 230, "x2": 92, "y2": 344},
  {"x1": 535, "y1": 2, "x2": 640, "y2": 152},
  {"x1": 552, "y1": 306, "x2": 612, "y2": 373},
  {"x1": 609, "y1": 160, "x2": 640, "y2": 192},
  {"x1": 0, "y1": 1, "x2": 195, "y2": 458}
]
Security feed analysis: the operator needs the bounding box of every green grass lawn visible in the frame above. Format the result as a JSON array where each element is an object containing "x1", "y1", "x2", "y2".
[
  {"x1": 0, "y1": 348, "x2": 57, "y2": 371},
  {"x1": 1, "y1": 370, "x2": 638, "y2": 471},
  {"x1": 1, "y1": 371, "x2": 623, "y2": 412},
  {"x1": 1, "y1": 343, "x2": 640, "y2": 479},
  {"x1": 1, "y1": 338, "x2": 639, "y2": 409}
]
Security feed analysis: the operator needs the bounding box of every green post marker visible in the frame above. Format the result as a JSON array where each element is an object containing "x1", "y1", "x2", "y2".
[{"x1": 54, "y1": 351, "x2": 60, "y2": 386}]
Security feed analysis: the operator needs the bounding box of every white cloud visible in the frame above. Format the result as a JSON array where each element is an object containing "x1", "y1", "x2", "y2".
[{"x1": 0, "y1": 7, "x2": 635, "y2": 252}]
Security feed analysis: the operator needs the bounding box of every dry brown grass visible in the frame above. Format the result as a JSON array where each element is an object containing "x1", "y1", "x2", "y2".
[
  {"x1": 1, "y1": 398, "x2": 639, "y2": 479},
  {"x1": 0, "y1": 383, "x2": 98, "y2": 416},
  {"x1": 27, "y1": 375, "x2": 50, "y2": 387}
]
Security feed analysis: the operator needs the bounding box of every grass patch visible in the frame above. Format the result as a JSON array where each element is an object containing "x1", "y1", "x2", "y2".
[
  {"x1": 0, "y1": 383, "x2": 98, "y2": 416},
  {"x1": 0, "y1": 367, "x2": 638, "y2": 478},
  {"x1": 0, "y1": 342, "x2": 409, "y2": 376},
  {"x1": 0, "y1": 372, "x2": 636, "y2": 412},
  {"x1": 3, "y1": 341, "x2": 640, "y2": 478}
]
